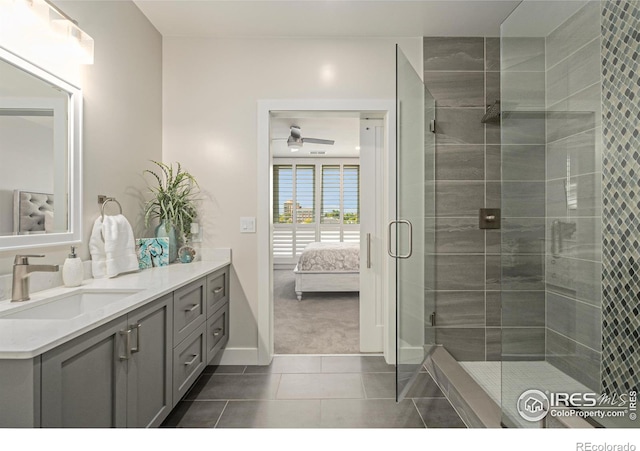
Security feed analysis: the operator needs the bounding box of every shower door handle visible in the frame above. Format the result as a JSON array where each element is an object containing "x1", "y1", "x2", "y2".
[{"x1": 387, "y1": 220, "x2": 413, "y2": 259}]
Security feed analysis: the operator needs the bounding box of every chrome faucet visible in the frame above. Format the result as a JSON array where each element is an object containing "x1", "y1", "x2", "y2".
[{"x1": 11, "y1": 255, "x2": 60, "y2": 302}]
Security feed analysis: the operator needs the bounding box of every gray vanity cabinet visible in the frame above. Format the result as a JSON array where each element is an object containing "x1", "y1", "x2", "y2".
[
  {"x1": 0, "y1": 264, "x2": 231, "y2": 428},
  {"x1": 171, "y1": 265, "x2": 230, "y2": 404},
  {"x1": 40, "y1": 294, "x2": 173, "y2": 428}
]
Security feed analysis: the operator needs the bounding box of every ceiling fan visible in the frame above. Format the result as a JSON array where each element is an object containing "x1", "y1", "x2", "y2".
[{"x1": 273, "y1": 125, "x2": 335, "y2": 152}]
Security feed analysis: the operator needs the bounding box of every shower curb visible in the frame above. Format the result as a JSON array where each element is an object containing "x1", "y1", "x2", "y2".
[
  {"x1": 424, "y1": 347, "x2": 502, "y2": 428},
  {"x1": 424, "y1": 347, "x2": 595, "y2": 429}
]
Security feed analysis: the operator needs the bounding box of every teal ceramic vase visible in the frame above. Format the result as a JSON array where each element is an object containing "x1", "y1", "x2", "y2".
[{"x1": 155, "y1": 221, "x2": 178, "y2": 263}]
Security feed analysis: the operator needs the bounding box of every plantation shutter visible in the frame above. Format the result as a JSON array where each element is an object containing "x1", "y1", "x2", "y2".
[
  {"x1": 343, "y1": 165, "x2": 360, "y2": 224},
  {"x1": 321, "y1": 165, "x2": 341, "y2": 224},
  {"x1": 295, "y1": 165, "x2": 315, "y2": 224},
  {"x1": 273, "y1": 165, "x2": 293, "y2": 224}
]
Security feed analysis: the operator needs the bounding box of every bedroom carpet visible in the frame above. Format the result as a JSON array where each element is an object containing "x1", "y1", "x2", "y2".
[{"x1": 274, "y1": 269, "x2": 359, "y2": 354}]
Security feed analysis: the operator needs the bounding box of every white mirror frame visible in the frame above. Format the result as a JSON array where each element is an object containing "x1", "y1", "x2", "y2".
[{"x1": 0, "y1": 47, "x2": 82, "y2": 251}]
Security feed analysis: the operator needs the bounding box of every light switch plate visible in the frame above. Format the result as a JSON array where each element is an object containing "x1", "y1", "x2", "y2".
[{"x1": 240, "y1": 217, "x2": 256, "y2": 233}]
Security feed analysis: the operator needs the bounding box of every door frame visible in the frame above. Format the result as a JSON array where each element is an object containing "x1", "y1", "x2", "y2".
[{"x1": 256, "y1": 99, "x2": 397, "y2": 365}]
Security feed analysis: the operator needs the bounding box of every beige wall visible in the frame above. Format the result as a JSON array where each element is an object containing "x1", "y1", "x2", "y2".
[
  {"x1": 0, "y1": 1, "x2": 162, "y2": 279},
  {"x1": 163, "y1": 37, "x2": 421, "y2": 359}
]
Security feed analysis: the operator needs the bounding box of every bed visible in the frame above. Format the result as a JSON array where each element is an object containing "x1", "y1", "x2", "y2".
[{"x1": 293, "y1": 241, "x2": 360, "y2": 301}]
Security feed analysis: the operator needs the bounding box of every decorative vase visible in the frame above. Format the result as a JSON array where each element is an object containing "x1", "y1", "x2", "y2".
[{"x1": 155, "y1": 221, "x2": 178, "y2": 263}]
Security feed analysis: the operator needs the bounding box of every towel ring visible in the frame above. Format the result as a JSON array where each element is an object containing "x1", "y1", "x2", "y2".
[{"x1": 100, "y1": 197, "x2": 123, "y2": 220}]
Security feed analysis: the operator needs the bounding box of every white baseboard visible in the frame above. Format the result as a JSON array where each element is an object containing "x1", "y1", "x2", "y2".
[
  {"x1": 209, "y1": 347, "x2": 260, "y2": 366},
  {"x1": 398, "y1": 345, "x2": 427, "y2": 365}
]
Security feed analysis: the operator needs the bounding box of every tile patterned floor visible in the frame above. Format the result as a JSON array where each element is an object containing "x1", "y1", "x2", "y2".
[{"x1": 162, "y1": 355, "x2": 467, "y2": 428}]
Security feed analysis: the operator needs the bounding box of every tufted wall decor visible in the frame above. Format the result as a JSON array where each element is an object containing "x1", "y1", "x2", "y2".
[{"x1": 13, "y1": 190, "x2": 54, "y2": 234}]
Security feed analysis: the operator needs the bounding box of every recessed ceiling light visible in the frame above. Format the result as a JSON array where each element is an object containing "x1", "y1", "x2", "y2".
[{"x1": 355, "y1": 146, "x2": 361, "y2": 151}]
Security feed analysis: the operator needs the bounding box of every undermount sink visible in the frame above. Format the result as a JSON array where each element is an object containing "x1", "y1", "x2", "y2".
[{"x1": 1, "y1": 289, "x2": 142, "y2": 320}]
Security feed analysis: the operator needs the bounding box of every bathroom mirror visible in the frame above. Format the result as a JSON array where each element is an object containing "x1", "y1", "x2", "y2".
[{"x1": 0, "y1": 47, "x2": 82, "y2": 251}]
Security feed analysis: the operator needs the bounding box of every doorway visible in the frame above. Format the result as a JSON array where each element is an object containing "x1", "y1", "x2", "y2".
[
  {"x1": 256, "y1": 100, "x2": 395, "y2": 365},
  {"x1": 270, "y1": 113, "x2": 362, "y2": 354}
]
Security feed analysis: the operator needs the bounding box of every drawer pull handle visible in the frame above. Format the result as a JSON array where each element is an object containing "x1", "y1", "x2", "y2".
[
  {"x1": 119, "y1": 329, "x2": 132, "y2": 361},
  {"x1": 184, "y1": 303, "x2": 199, "y2": 313},
  {"x1": 131, "y1": 323, "x2": 142, "y2": 354},
  {"x1": 212, "y1": 327, "x2": 223, "y2": 337},
  {"x1": 213, "y1": 287, "x2": 223, "y2": 294},
  {"x1": 184, "y1": 354, "x2": 199, "y2": 366}
]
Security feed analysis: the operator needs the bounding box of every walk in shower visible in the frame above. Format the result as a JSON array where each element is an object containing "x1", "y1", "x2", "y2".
[{"x1": 421, "y1": 0, "x2": 638, "y2": 428}]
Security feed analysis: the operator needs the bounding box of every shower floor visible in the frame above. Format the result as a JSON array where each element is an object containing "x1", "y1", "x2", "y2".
[{"x1": 459, "y1": 361, "x2": 592, "y2": 427}]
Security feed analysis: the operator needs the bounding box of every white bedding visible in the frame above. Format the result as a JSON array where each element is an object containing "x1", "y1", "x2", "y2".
[{"x1": 296, "y1": 242, "x2": 360, "y2": 272}]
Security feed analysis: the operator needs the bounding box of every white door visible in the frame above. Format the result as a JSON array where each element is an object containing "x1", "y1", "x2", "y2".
[{"x1": 359, "y1": 119, "x2": 384, "y2": 352}]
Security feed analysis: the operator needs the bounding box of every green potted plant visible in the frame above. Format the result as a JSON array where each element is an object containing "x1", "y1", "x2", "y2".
[{"x1": 143, "y1": 160, "x2": 200, "y2": 263}]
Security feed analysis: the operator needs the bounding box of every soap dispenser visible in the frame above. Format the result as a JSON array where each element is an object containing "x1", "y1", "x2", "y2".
[{"x1": 62, "y1": 246, "x2": 83, "y2": 287}]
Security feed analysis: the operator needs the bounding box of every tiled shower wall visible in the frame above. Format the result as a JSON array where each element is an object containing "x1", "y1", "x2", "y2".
[
  {"x1": 428, "y1": 0, "x2": 639, "y2": 395},
  {"x1": 601, "y1": 0, "x2": 640, "y2": 394},
  {"x1": 544, "y1": 0, "x2": 603, "y2": 392},
  {"x1": 423, "y1": 37, "x2": 502, "y2": 361}
]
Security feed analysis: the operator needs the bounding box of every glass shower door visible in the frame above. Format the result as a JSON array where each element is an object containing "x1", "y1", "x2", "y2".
[{"x1": 394, "y1": 45, "x2": 436, "y2": 400}]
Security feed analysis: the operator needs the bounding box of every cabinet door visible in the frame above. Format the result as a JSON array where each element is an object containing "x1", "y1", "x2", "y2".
[
  {"x1": 41, "y1": 317, "x2": 128, "y2": 427},
  {"x1": 126, "y1": 294, "x2": 173, "y2": 428}
]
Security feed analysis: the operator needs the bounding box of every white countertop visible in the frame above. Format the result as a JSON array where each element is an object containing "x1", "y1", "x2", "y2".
[{"x1": 0, "y1": 259, "x2": 230, "y2": 359}]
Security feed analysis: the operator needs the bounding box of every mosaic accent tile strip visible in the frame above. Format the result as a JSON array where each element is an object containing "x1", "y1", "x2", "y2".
[{"x1": 600, "y1": 0, "x2": 640, "y2": 394}]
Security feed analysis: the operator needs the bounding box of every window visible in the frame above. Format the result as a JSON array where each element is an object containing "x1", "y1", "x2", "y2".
[
  {"x1": 273, "y1": 160, "x2": 360, "y2": 263},
  {"x1": 273, "y1": 164, "x2": 315, "y2": 224},
  {"x1": 321, "y1": 165, "x2": 360, "y2": 225}
]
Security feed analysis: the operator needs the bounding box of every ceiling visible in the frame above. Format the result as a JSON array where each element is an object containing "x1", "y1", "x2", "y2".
[
  {"x1": 133, "y1": 0, "x2": 521, "y2": 38},
  {"x1": 270, "y1": 114, "x2": 361, "y2": 158},
  {"x1": 133, "y1": 1, "x2": 523, "y2": 157}
]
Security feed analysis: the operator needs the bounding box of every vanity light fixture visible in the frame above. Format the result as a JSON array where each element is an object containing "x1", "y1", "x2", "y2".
[{"x1": 0, "y1": 0, "x2": 94, "y2": 67}]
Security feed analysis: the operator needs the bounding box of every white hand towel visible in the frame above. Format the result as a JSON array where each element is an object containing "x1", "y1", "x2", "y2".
[
  {"x1": 89, "y1": 216, "x2": 107, "y2": 279},
  {"x1": 102, "y1": 214, "x2": 140, "y2": 278}
]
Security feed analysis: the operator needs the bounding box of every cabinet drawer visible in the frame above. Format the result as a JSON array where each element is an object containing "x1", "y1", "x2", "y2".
[
  {"x1": 206, "y1": 303, "x2": 229, "y2": 364},
  {"x1": 206, "y1": 268, "x2": 229, "y2": 317},
  {"x1": 172, "y1": 322, "x2": 206, "y2": 404},
  {"x1": 173, "y1": 278, "x2": 205, "y2": 345}
]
